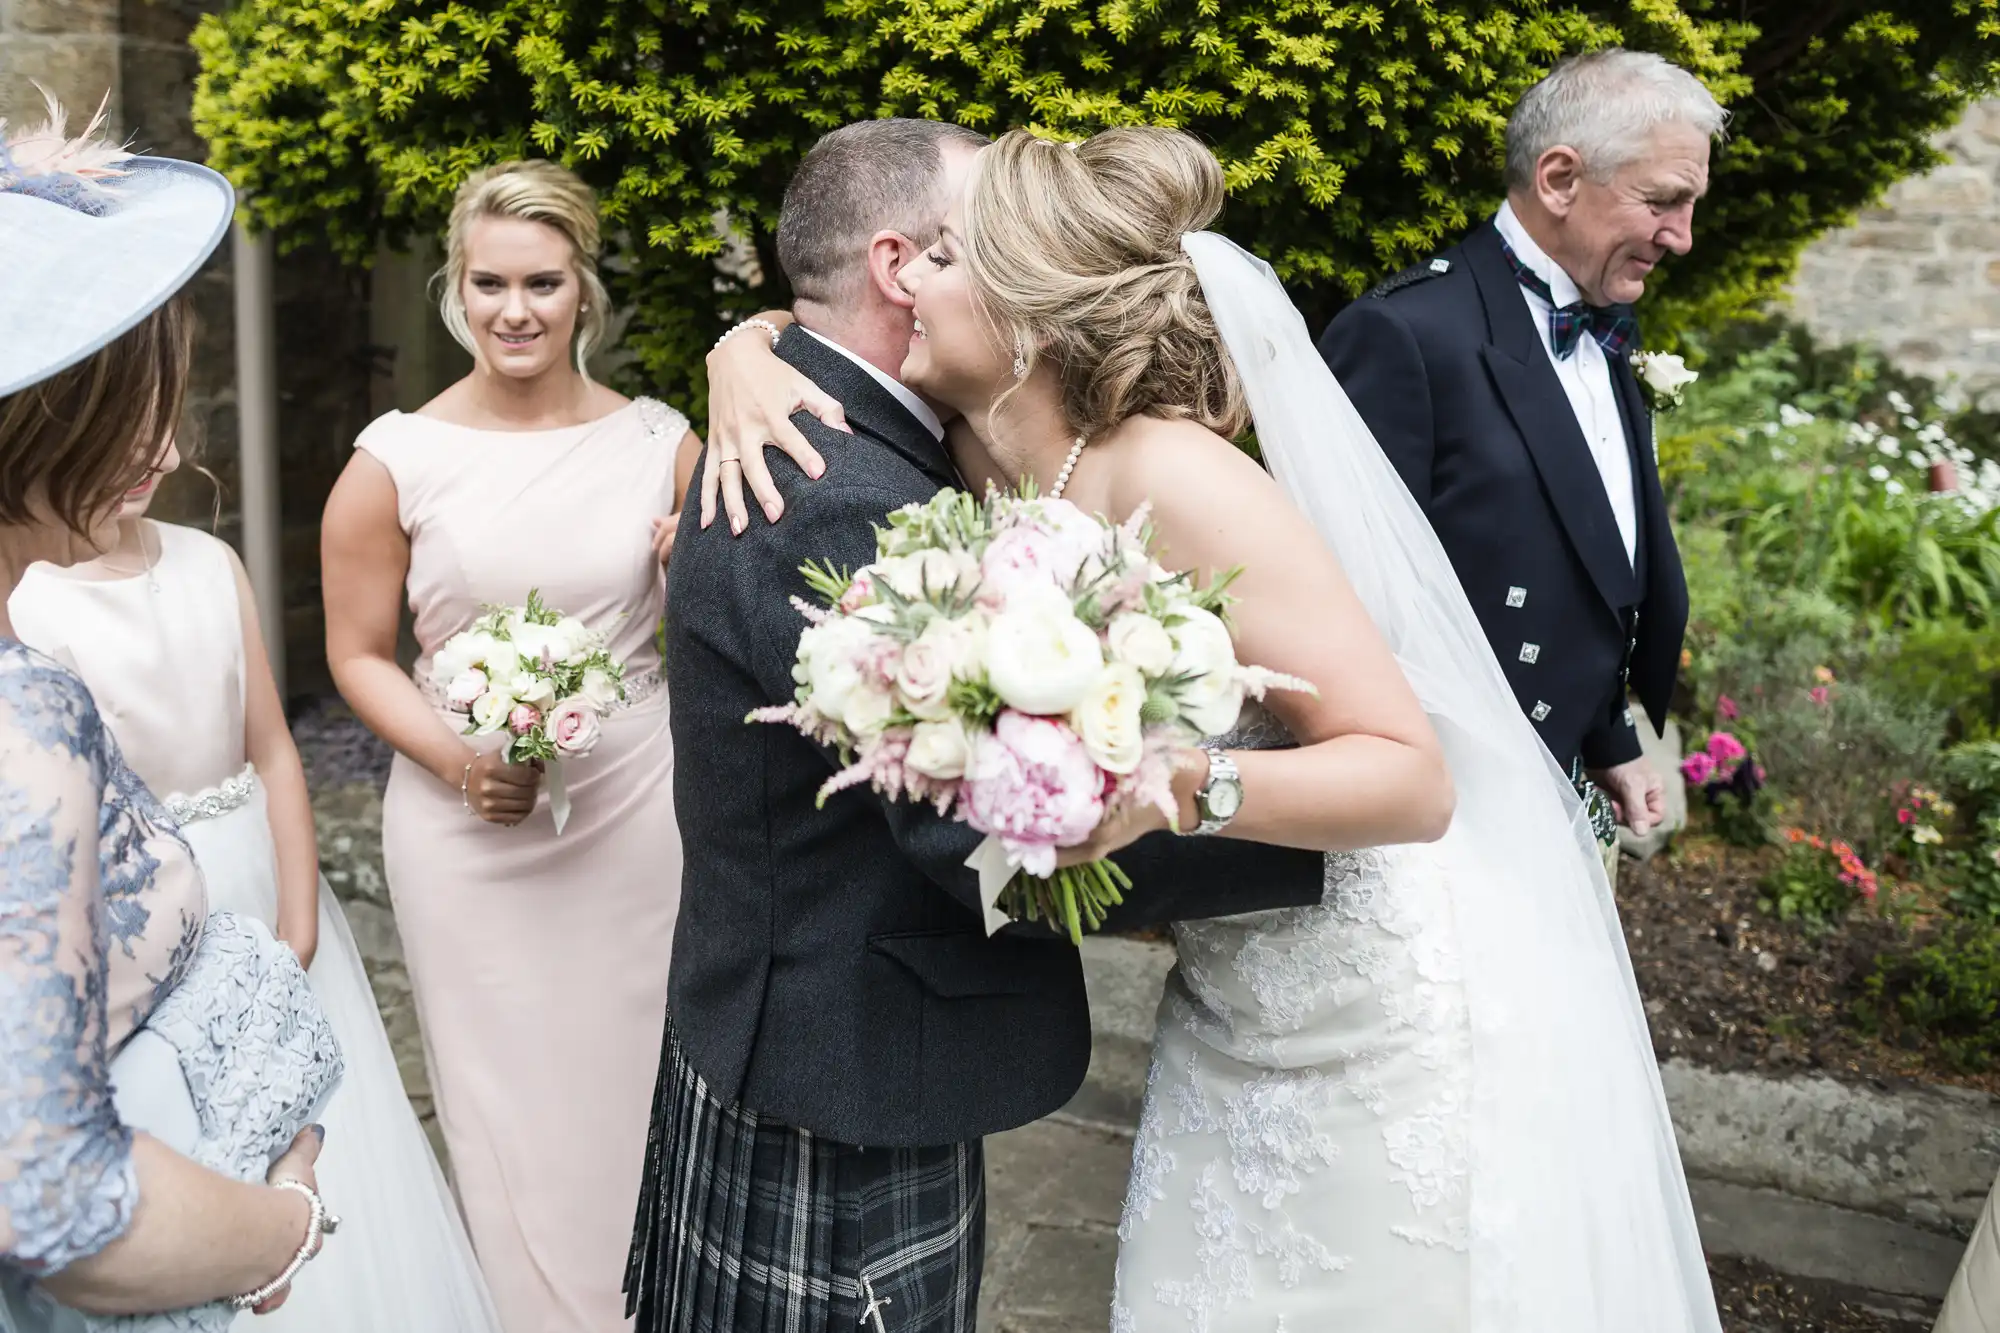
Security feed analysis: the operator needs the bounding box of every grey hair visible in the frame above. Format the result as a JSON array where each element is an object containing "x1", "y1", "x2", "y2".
[
  {"x1": 776, "y1": 118, "x2": 989, "y2": 309},
  {"x1": 1504, "y1": 49, "x2": 1728, "y2": 191}
]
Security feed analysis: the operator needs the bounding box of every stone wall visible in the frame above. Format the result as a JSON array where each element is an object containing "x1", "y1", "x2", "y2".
[
  {"x1": 1790, "y1": 99, "x2": 2000, "y2": 409},
  {"x1": 2, "y1": 1, "x2": 376, "y2": 697}
]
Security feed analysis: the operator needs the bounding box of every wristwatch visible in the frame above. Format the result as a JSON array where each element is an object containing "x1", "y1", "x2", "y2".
[{"x1": 1188, "y1": 750, "x2": 1243, "y2": 836}]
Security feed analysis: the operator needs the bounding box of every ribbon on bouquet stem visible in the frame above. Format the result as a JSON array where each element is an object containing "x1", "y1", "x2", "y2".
[
  {"x1": 547, "y1": 759, "x2": 572, "y2": 836},
  {"x1": 965, "y1": 835, "x2": 1018, "y2": 936}
]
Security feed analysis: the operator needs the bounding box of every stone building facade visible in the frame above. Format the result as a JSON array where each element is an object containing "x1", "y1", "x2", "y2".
[
  {"x1": 3, "y1": 0, "x2": 392, "y2": 698},
  {"x1": 1788, "y1": 100, "x2": 2000, "y2": 409}
]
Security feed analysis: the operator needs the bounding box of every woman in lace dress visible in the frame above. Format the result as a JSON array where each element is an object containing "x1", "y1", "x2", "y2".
[
  {"x1": 322, "y1": 160, "x2": 700, "y2": 1333},
  {"x1": 11, "y1": 437, "x2": 501, "y2": 1332},
  {"x1": 0, "y1": 110, "x2": 333, "y2": 1327},
  {"x1": 703, "y1": 124, "x2": 1720, "y2": 1333}
]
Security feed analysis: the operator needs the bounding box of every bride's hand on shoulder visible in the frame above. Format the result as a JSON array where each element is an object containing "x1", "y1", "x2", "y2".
[{"x1": 703, "y1": 312, "x2": 847, "y2": 535}]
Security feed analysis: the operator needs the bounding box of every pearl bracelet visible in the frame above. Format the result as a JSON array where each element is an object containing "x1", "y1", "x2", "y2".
[
  {"x1": 714, "y1": 318, "x2": 782, "y2": 353},
  {"x1": 229, "y1": 1179, "x2": 331, "y2": 1311}
]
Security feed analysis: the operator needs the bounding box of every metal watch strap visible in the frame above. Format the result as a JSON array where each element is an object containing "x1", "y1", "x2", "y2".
[{"x1": 1192, "y1": 750, "x2": 1241, "y2": 836}]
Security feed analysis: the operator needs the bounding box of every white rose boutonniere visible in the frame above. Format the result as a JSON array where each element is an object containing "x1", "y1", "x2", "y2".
[{"x1": 1631, "y1": 349, "x2": 1698, "y2": 413}]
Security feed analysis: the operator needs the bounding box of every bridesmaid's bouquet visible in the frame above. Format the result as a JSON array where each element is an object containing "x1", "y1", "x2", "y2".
[
  {"x1": 431, "y1": 589, "x2": 625, "y2": 834},
  {"x1": 753, "y1": 487, "x2": 1311, "y2": 942}
]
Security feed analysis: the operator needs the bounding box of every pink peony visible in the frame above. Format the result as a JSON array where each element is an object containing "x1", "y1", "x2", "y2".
[
  {"x1": 1706, "y1": 732, "x2": 1747, "y2": 764},
  {"x1": 508, "y1": 703, "x2": 542, "y2": 736},
  {"x1": 979, "y1": 525, "x2": 1066, "y2": 605},
  {"x1": 1717, "y1": 694, "x2": 1739, "y2": 721},
  {"x1": 960, "y1": 710, "x2": 1106, "y2": 877},
  {"x1": 1680, "y1": 752, "x2": 1717, "y2": 786}
]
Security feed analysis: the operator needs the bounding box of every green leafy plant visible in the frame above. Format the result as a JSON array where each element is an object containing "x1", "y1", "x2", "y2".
[
  {"x1": 1763, "y1": 826, "x2": 1880, "y2": 931},
  {"x1": 1860, "y1": 922, "x2": 2000, "y2": 1071},
  {"x1": 192, "y1": 0, "x2": 2000, "y2": 409}
]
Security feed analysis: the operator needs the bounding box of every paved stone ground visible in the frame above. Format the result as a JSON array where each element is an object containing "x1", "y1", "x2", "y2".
[{"x1": 979, "y1": 1116, "x2": 1942, "y2": 1333}]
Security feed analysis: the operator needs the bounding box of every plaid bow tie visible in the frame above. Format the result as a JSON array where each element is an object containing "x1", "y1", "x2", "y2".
[{"x1": 1501, "y1": 240, "x2": 1637, "y2": 361}]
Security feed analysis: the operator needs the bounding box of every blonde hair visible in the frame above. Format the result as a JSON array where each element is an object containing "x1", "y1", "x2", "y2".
[
  {"x1": 435, "y1": 160, "x2": 610, "y2": 373},
  {"x1": 960, "y1": 126, "x2": 1246, "y2": 442}
]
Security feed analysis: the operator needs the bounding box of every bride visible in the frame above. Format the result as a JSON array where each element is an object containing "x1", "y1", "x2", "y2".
[{"x1": 708, "y1": 124, "x2": 1720, "y2": 1332}]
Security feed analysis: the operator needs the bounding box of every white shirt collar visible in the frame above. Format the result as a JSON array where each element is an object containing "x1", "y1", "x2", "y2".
[
  {"x1": 1494, "y1": 201, "x2": 1582, "y2": 309},
  {"x1": 796, "y1": 326, "x2": 945, "y2": 441}
]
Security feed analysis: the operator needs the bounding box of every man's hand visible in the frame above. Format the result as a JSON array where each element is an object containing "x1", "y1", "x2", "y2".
[{"x1": 1587, "y1": 756, "x2": 1666, "y2": 837}]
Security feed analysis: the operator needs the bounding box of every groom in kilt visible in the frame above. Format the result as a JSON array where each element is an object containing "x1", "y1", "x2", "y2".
[{"x1": 627, "y1": 118, "x2": 1330, "y2": 1333}]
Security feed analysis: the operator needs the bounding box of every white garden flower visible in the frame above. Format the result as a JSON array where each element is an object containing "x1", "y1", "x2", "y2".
[
  {"x1": 1870, "y1": 464, "x2": 1892, "y2": 482},
  {"x1": 905, "y1": 719, "x2": 972, "y2": 780},
  {"x1": 1106, "y1": 612, "x2": 1176, "y2": 676},
  {"x1": 1071, "y1": 663, "x2": 1147, "y2": 774},
  {"x1": 985, "y1": 583, "x2": 1105, "y2": 715},
  {"x1": 1169, "y1": 606, "x2": 1247, "y2": 737}
]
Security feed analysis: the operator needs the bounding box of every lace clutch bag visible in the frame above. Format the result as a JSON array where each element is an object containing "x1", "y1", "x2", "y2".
[{"x1": 12, "y1": 911, "x2": 344, "y2": 1333}]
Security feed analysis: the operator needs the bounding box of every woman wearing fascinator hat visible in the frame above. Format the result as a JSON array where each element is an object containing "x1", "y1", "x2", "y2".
[{"x1": 0, "y1": 94, "x2": 348, "y2": 1330}]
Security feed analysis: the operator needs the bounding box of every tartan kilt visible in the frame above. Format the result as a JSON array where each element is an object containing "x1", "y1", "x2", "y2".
[{"x1": 625, "y1": 1019, "x2": 985, "y2": 1333}]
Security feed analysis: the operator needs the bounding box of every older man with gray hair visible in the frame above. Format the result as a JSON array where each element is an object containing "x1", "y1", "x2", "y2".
[{"x1": 1319, "y1": 47, "x2": 1727, "y2": 882}]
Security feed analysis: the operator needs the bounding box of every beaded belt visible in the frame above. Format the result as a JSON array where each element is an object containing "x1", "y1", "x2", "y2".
[
  {"x1": 420, "y1": 666, "x2": 665, "y2": 714},
  {"x1": 163, "y1": 764, "x2": 259, "y2": 827}
]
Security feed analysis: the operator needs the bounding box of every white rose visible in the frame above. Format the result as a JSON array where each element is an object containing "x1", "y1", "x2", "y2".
[
  {"x1": 843, "y1": 680, "x2": 895, "y2": 736},
  {"x1": 1636, "y1": 351, "x2": 1698, "y2": 396},
  {"x1": 470, "y1": 689, "x2": 515, "y2": 735},
  {"x1": 878, "y1": 549, "x2": 970, "y2": 602},
  {"x1": 551, "y1": 615, "x2": 595, "y2": 665},
  {"x1": 445, "y1": 668, "x2": 489, "y2": 713},
  {"x1": 1071, "y1": 663, "x2": 1147, "y2": 774},
  {"x1": 895, "y1": 635, "x2": 957, "y2": 721},
  {"x1": 906, "y1": 719, "x2": 972, "y2": 780},
  {"x1": 799, "y1": 617, "x2": 880, "y2": 723},
  {"x1": 578, "y1": 666, "x2": 621, "y2": 710},
  {"x1": 508, "y1": 618, "x2": 549, "y2": 659},
  {"x1": 506, "y1": 673, "x2": 557, "y2": 710},
  {"x1": 432, "y1": 632, "x2": 483, "y2": 682},
  {"x1": 1106, "y1": 612, "x2": 1176, "y2": 676},
  {"x1": 984, "y1": 584, "x2": 1104, "y2": 715},
  {"x1": 481, "y1": 637, "x2": 522, "y2": 681},
  {"x1": 1170, "y1": 606, "x2": 1245, "y2": 736}
]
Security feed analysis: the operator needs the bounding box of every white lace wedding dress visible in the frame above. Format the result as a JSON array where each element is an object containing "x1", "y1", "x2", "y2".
[
  {"x1": 1109, "y1": 236, "x2": 1721, "y2": 1333},
  {"x1": 1113, "y1": 706, "x2": 1477, "y2": 1332}
]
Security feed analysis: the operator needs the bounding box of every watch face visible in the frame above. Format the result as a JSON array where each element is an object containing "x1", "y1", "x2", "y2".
[{"x1": 1208, "y1": 779, "x2": 1244, "y2": 820}]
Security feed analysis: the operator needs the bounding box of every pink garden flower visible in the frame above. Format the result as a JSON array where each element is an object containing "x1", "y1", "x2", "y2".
[
  {"x1": 1706, "y1": 732, "x2": 1747, "y2": 764},
  {"x1": 1680, "y1": 752, "x2": 1717, "y2": 786},
  {"x1": 508, "y1": 703, "x2": 542, "y2": 736},
  {"x1": 960, "y1": 710, "x2": 1106, "y2": 878},
  {"x1": 1809, "y1": 686, "x2": 1831, "y2": 706},
  {"x1": 1717, "y1": 694, "x2": 1739, "y2": 721}
]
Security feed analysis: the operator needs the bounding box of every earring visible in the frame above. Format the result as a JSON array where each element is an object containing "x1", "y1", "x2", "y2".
[{"x1": 1012, "y1": 334, "x2": 1028, "y2": 380}]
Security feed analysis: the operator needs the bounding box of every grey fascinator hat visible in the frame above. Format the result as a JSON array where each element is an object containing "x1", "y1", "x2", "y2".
[{"x1": 0, "y1": 91, "x2": 234, "y2": 397}]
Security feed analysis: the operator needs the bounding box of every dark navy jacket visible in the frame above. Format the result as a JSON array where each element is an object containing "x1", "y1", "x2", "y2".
[{"x1": 1317, "y1": 221, "x2": 1686, "y2": 771}]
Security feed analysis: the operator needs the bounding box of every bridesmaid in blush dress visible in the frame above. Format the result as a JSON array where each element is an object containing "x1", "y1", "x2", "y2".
[{"x1": 321, "y1": 160, "x2": 700, "y2": 1333}]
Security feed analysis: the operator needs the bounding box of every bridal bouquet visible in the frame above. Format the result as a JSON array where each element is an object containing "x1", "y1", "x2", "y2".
[
  {"x1": 431, "y1": 589, "x2": 624, "y2": 834},
  {"x1": 753, "y1": 488, "x2": 1310, "y2": 942}
]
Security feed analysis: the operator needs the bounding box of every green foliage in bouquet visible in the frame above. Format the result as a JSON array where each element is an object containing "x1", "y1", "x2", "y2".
[{"x1": 193, "y1": 0, "x2": 2000, "y2": 410}]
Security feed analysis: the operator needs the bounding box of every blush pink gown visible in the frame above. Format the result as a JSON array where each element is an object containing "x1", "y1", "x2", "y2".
[{"x1": 351, "y1": 398, "x2": 686, "y2": 1333}]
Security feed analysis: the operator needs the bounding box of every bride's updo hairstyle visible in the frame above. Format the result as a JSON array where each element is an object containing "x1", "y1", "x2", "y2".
[{"x1": 961, "y1": 126, "x2": 1247, "y2": 441}]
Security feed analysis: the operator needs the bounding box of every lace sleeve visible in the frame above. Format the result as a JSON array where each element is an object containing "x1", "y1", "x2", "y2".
[{"x1": 0, "y1": 660, "x2": 139, "y2": 1274}]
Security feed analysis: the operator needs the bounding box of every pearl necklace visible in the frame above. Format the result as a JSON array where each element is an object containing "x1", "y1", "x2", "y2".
[{"x1": 1049, "y1": 436, "x2": 1086, "y2": 500}]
